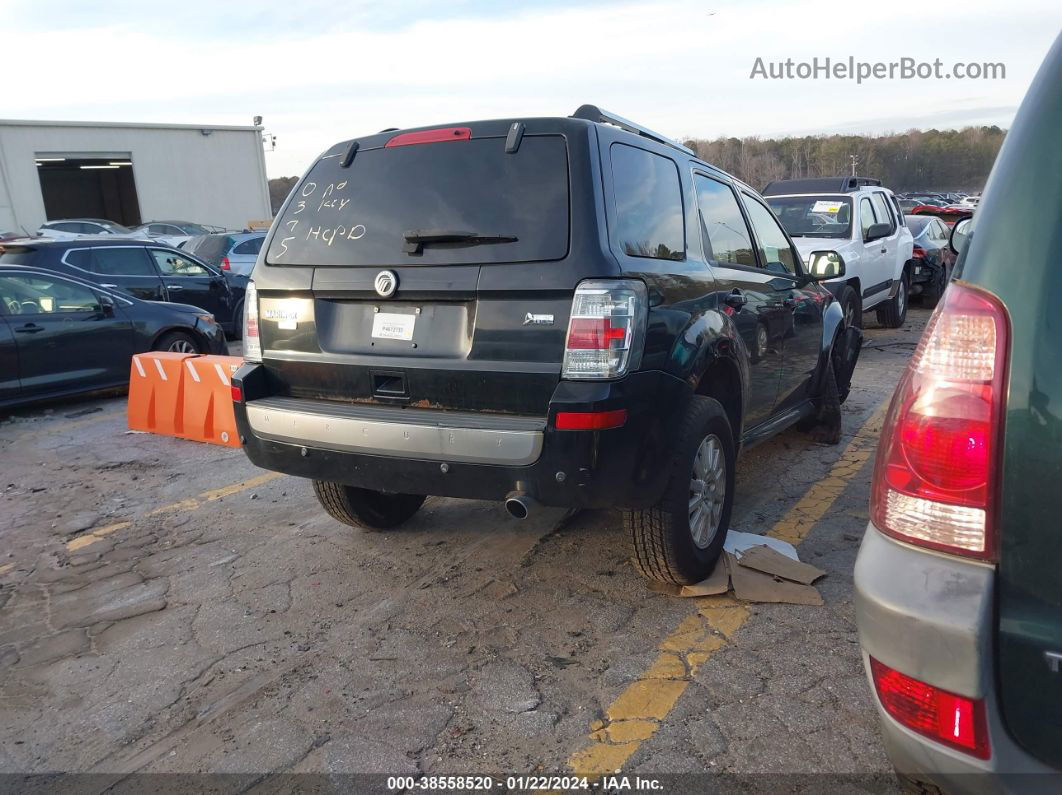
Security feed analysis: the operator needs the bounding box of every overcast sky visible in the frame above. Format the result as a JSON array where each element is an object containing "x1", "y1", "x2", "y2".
[{"x1": 3, "y1": 0, "x2": 1059, "y2": 177}]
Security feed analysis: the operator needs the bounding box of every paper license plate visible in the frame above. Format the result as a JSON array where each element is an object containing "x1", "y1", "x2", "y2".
[{"x1": 371, "y1": 312, "x2": 416, "y2": 341}]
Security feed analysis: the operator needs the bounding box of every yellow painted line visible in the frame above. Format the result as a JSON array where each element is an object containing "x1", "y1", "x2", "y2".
[
  {"x1": 67, "y1": 521, "x2": 133, "y2": 552},
  {"x1": 0, "y1": 563, "x2": 14, "y2": 576},
  {"x1": 568, "y1": 403, "x2": 888, "y2": 776},
  {"x1": 66, "y1": 472, "x2": 283, "y2": 552}
]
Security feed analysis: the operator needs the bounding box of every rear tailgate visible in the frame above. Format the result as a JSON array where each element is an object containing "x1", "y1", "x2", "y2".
[{"x1": 254, "y1": 119, "x2": 613, "y2": 416}]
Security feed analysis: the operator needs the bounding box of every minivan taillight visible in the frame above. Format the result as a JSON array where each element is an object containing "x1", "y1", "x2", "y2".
[
  {"x1": 870, "y1": 657, "x2": 990, "y2": 759},
  {"x1": 561, "y1": 280, "x2": 647, "y2": 380},
  {"x1": 243, "y1": 280, "x2": 261, "y2": 362},
  {"x1": 870, "y1": 283, "x2": 1008, "y2": 559}
]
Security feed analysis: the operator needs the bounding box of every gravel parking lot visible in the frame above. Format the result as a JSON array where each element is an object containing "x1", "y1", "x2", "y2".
[{"x1": 0, "y1": 310, "x2": 928, "y2": 788}]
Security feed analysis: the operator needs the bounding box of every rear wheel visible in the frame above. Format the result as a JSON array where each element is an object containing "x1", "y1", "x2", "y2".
[
  {"x1": 312, "y1": 481, "x2": 426, "y2": 530},
  {"x1": 155, "y1": 330, "x2": 201, "y2": 354},
  {"x1": 626, "y1": 396, "x2": 735, "y2": 585},
  {"x1": 876, "y1": 272, "x2": 909, "y2": 328}
]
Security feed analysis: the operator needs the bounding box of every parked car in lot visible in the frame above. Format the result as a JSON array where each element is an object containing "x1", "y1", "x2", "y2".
[
  {"x1": 855, "y1": 32, "x2": 1062, "y2": 791},
  {"x1": 903, "y1": 214, "x2": 955, "y2": 307},
  {"x1": 764, "y1": 177, "x2": 914, "y2": 329},
  {"x1": 909, "y1": 204, "x2": 974, "y2": 227},
  {"x1": 231, "y1": 105, "x2": 862, "y2": 586},
  {"x1": 0, "y1": 265, "x2": 226, "y2": 410},
  {"x1": 183, "y1": 232, "x2": 266, "y2": 275},
  {"x1": 0, "y1": 239, "x2": 246, "y2": 336},
  {"x1": 131, "y1": 220, "x2": 213, "y2": 249},
  {"x1": 37, "y1": 218, "x2": 138, "y2": 240}
]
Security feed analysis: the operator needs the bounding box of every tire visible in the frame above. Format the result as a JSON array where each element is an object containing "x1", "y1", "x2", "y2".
[
  {"x1": 312, "y1": 481, "x2": 426, "y2": 530},
  {"x1": 154, "y1": 330, "x2": 201, "y2": 354},
  {"x1": 836, "y1": 284, "x2": 862, "y2": 330},
  {"x1": 801, "y1": 359, "x2": 843, "y2": 445},
  {"x1": 626, "y1": 396, "x2": 735, "y2": 585},
  {"x1": 876, "y1": 271, "x2": 909, "y2": 328}
]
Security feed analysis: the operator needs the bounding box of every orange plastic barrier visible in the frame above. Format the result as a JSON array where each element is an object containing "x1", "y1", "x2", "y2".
[
  {"x1": 127, "y1": 351, "x2": 197, "y2": 437},
  {"x1": 127, "y1": 352, "x2": 243, "y2": 448},
  {"x1": 179, "y1": 355, "x2": 243, "y2": 448}
]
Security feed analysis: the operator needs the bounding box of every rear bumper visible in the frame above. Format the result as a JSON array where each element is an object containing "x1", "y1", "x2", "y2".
[
  {"x1": 232, "y1": 363, "x2": 689, "y2": 510},
  {"x1": 909, "y1": 259, "x2": 944, "y2": 289},
  {"x1": 854, "y1": 523, "x2": 1058, "y2": 791}
]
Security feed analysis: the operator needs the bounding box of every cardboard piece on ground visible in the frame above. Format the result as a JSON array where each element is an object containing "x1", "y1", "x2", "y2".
[
  {"x1": 647, "y1": 580, "x2": 682, "y2": 596},
  {"x1": 728, "y1": 552, "x2": 823, "y2": 605},
  {"x1": 723, "y1": 530, "x2": 798, "y2": 561},
  {"x1": 737, "y1": 545, "x2": 826, "y2": 585},
  {"x1": 678, "y1": 554, "x2": 731, "y2": 597}
]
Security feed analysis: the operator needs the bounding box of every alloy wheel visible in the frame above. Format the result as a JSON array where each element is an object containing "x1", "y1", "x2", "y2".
[
  {"x1": 689, "y1": 434, "x2": 726, "y2": 549},
  {"x1": 168, "y1": 339, "x2": 196, "y2": 354}
]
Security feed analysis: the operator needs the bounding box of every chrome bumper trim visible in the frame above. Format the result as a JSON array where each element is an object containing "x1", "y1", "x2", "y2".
[{"x1": 246, "y1": 401, "x2": 544, "y2": 466}]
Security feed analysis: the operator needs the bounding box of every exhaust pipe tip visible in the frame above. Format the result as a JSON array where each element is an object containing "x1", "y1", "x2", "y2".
[{"x1": 504, "y1": 491, "x2": 535, "y2": 520}]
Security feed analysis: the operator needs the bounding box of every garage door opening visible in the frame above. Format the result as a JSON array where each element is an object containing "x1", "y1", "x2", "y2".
[{"x1": 35, "y1": 154, "x2": 142, "y2": 226}]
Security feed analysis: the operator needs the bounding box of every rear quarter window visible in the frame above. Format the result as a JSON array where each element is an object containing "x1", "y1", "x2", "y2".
[{"x1": 609, "y1": 143, "x2": 684, "y2": 260}]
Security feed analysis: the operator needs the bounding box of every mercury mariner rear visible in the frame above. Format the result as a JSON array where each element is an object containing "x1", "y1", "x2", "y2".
[{"x1": 232, "y1": 117, "x2": 688, "y2": 531}]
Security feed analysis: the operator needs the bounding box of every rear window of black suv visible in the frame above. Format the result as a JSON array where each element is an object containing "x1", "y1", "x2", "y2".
[{"x1": 266, "y1": 136, "x2": 570, "y2": 267}]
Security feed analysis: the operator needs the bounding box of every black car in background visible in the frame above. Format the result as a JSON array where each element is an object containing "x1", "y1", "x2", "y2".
[
  {"x1": 904, "y1": 214, "x2": 956, "y2": 307},
  {"x1": 0, "y1": 239, "x2": 246, "y2": 336},
  {"x1": 0, "y1": 265, "x2": 227, "y2": 410}
]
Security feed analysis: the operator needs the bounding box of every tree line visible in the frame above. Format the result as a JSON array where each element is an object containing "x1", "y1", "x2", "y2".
[
  {"x1": 681, "y1": 126, "x2": 1006, "y2": 193},
  {"x1": 266, "y1": 125, "x2": 1006, "y2": 212}
]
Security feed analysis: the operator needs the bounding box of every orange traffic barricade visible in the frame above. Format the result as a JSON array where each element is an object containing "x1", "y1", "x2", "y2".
[
  {"x1": 179, "y1": 355, "x2": 244, "y2": 448},
  {"x1": 127, "y1": 351, "x2": 197, "y2": 437}
]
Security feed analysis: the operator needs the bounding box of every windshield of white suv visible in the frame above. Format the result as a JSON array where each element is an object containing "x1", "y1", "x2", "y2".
[{"x1": 766, "y1": 195, "x2": 852, "y2": 239}]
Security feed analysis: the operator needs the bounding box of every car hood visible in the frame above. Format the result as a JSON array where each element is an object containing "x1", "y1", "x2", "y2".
[{"x1": 790, "y1": 236, "x2": 857, "y2": 263}]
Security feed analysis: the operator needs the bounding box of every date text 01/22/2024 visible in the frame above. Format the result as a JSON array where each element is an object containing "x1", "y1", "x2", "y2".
[{"x1": 384, "y1": 776, "x2": 664, "y2": 791}]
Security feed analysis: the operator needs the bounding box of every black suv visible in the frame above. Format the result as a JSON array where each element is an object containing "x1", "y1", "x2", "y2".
[
  {"x1": 233, "y1": 106, "x2": 862, "y2": 585},
  {"x1": 0, "y1": 239, "x2": 244, "y2": 338}
]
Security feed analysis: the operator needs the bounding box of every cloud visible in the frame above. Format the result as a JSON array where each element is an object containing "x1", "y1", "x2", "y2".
[{"x1": 1, "y1": 0, "x2": 1057, "y2": 176}]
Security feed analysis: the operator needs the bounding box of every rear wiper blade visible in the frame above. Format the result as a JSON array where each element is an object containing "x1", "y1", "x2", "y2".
[{"x1": 403, "y1": 229, "x2": 518, "y2": 254}]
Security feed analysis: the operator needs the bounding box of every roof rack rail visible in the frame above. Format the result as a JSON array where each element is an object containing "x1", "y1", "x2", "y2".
[
  {"x1": 571, "y1": 104, "x2": 694, "y2": 156},
  {"x1": 762, "y1": 176, "x2": 883, "y2": 196}
]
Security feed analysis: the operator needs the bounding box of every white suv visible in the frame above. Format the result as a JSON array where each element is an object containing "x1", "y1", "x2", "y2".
[{"x1": 764, "y1": 178, "x2": 914, "y2": 328}]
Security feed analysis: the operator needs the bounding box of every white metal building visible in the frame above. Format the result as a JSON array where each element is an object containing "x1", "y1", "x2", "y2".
[{"x1": 0, "y1": 119, "x2": 272, "y2": 234}]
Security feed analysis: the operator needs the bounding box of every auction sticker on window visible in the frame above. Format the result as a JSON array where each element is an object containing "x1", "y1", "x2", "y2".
[
  {"x1": 372, "y1": 312, "x2": 416, "y2": 341},
  {"x1": 811, "y1": 200, "x2": 845, "y2": 214}
]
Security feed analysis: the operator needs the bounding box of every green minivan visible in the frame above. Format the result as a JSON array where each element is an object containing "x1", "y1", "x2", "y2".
[{"x1": 854, "y1": 32, "x2": 1062, "y2": 791}]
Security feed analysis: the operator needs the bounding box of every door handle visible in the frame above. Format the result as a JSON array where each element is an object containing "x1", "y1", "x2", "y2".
[
  {"x1": 880, "y1": 247, "x2": 887, "y2": 254},
  {"x1": 166, "y1": 284, "x2": 184, "y2": 290},
  {"x1": 15, "y1": 323, "x2": 44, "y2": 334},
  {"x1": 724, "y1": 289, "x2": 747, "y2": 309}
]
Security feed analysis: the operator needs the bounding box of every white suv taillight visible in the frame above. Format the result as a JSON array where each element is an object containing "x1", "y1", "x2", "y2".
[
  {"x1": 243, "y1": 280, "x2": 262, "y2": 362},
  {"x1": 870, "y1": 283, "x2": 1009, "y2": 559},
  {"x1": 562, "y1": 280, "x2": 647, "y2": 380}
]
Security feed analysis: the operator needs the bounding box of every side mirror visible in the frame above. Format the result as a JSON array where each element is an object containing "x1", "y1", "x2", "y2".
[
  {"x1": 950, "y1": 217, "x2": 973, "y2": 256},
  {"x1": 98, "y1": 294, "x2": 115, "y2": 317},
  {"x1": 807, "y1": 251, "x2": 846, "y2": 281},
  {"x1": 864, "y1": 222, "x2": 892, "y2": 242}
]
